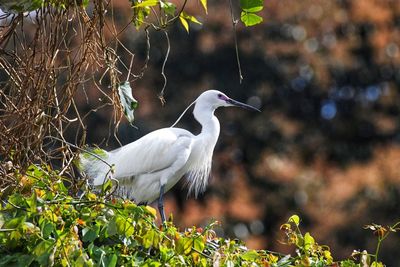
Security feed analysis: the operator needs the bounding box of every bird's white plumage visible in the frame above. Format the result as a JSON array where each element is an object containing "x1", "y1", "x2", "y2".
[{"x1": 79, "y1": 90, "x2": 258, "y2": 208}]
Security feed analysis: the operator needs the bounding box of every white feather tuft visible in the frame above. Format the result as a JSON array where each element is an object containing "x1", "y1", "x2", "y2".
[
  {"x1": 78, "y1": 148, "x2": 113, "y2": 186},
  {"x1": 185, "y1": 137, "x2": 215, "y2": 198},
  {"x1": 186, "y1": 161, "x2": 212, "y2": 198}
]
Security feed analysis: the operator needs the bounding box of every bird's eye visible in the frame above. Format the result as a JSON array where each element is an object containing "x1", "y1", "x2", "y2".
[{"x1": 217, "y1": 94, "x2": 222, "y2": 98}]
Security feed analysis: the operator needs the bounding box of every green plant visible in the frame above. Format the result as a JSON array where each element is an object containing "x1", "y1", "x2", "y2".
[
  {"x1": 362, "y1": 222, "x2": 400, "y2": 266},
  {"x1": 279, "y1": 215, "x2": 334, "y2": 266},
  {"x1": 0, "y1": 164, "x2": 396, "y2": 266}
]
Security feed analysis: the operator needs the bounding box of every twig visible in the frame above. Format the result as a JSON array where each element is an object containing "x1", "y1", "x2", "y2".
[
  {"x1": 228, "y1": 0, "x2": 243, "y2": 83},
  {"x1": 158, "y1": 30, "x2": 170, "y2": 105}
]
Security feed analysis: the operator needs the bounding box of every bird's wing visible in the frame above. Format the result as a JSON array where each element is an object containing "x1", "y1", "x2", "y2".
[{"x1": 105, "y1": 127, "x2": 194, "y2": 181}]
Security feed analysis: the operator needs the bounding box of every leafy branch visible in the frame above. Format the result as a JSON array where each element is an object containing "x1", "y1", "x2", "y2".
[{"x1": 0, "y1": 165, "x2": 395, "y2": 266}]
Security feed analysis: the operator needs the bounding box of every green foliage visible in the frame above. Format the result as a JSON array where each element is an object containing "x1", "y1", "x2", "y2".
[
  {"x1": 1, "y1": 0, "x2": 264, "y2": 30},
  {"x1": 179, "y1": 12, "x2": 202, "y2": 33},
  {"x1": 0, "y1": 165, "x2": 395, "y2": 266},
  {"x1": 240, "y1": 0, "x2": 264, "y2": 26},
  {"x1": 129, "y1": 0, "x2": 264, "y2": 31},
  {"x1": 0, "y1": 0, "x2": 88, "y2": 13}
]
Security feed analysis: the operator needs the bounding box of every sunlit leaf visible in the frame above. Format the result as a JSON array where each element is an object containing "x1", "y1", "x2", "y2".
[
  {"x1": 240, "y1": 11, "x2": 263, "y2": 27},
  {"x1": 102, "y1": 179, "x2": 113, "y2": 193},
  {"x1": 288, "y1": 214, "x2": 300, "y2": 226},
  {"x1": 181, "y1": 12, "x2": 201, "y2": 24},
  {"x1": 304, "y1": 232, "x2": 315, "y2": 251},
  {"x1": 87, "y1": 192, "x2": 97, "y2": 201},
  {"x1": 132, "y1": 0, "x2": 159, "y2": 8},
  {"x1": 115, "y1": 215, "x2": 134, "y2": 237},
  {"x1": 179, "y1": 16, "x2": 189, "y2": 33},
  {"x1": 193, "y1": 236, "x2": 205, "y2": 252},
  {"x1": 5, "y1": 216, "x2": 25, "y2": 229},
  {"x1": 241, "y1": 250, "x2": 259, "y2": 261},
  {"x1": 10, "y1": 230, "x2": 22, "y2": 241},
  {"x1": 177, "y1": 237, "x2": 193, "y2": 255},
  {"x1": 145, "y1": 205, "x2": 157, "y2": 217},
  {"x1": 240, "y1": 0, "x2": 263, "y2": 12},
  {"x1": 371, "y1": 261, "x2": 385, "y2": 267},
  {"x1": 133, "y1": 6, "x2": 150, "y2": 29},
  {"x1": 324, "y1": 250, "x2": 333, "y2": 264},
  {"x1": 118, "y1": 81, "x2": 138, "y2": 124},
  {"x1": 143, "y1": 229, "x2": 157, "y2": 248},
  {"x1": 160, "y1": 1, "x2": 175, "y2": 16},
  {"x1": 199, "y1": 0, "x2": 207, "y2": 14},
  {"x1": 179, "y1": 12, "x2": 201, "y2": 33}
]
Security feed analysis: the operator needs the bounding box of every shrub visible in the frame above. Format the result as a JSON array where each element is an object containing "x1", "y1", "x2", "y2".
[{"x1": 0, "y1": 165, "x2": 394, "y2": 266}]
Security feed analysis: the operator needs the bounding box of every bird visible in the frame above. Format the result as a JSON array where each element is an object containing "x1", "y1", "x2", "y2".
[{"x1": 79, "y1": 90, "x2": 260, "y2": 222}]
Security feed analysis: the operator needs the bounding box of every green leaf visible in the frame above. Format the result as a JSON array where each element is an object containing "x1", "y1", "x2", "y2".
[
  {"x1": 241, "y1": 250, "x2": 259, "y2": 261},
  {"x1": 179, "y1": 12, "x2": 201, "y2": 33},
  {"x1": 304, "y1": 232, "x2": 315, "y2": 251},
  {"x1": 240, "y1": 0, "x2": 263, "y2": 12},
  {"x1": 115, "y1": 215, "x2": 134, "y2": 237},
  {"x1": 102, "y1": 179, "x2": 113, "y2": 193},
  {"x1": 105, "y1": 254, "x2": 118, "y2": 267},
  {"x1": 288, "y1": 214, "x2": 300, "y2": 226},
  {"x1": 160, "y1": 1, "x2": 175, "y2": 16},
  {"x1": 26, "y1": 194, "x2": 37, "y2": 213},
  {"x1": 240, "y1": 11, "x2": 263, "y2": 27},
  {"x1": 34, "y1": 240, "x2": 53, "y2": 256},
  {"x1": 0, "y1": 254, "x2": 35, "y2": 266},
  {"x1": 193, "y1": 236, "x2": 205, "y2": 252},
  {"x1": 4, "y1": 216, "x2": 25, "y2": 229},
  {"x1": 10, "y1": 230, "x2": 22, "y2": 240},
  {"x1": 177, "y1": 237, "x2": 193, "y2": 255},
  {"x1": 0, "y1": 0, "x2": 43, "y2": 13},
  {"x1": 143, "y1": 229, "x2": 157, "y2": 248},
  {"x1": 33, "y1": 240, "x2": 54, "y2": 266},
  {"x1": 107, "y1": 218, "x2": 118, "y2": 236},
  {"x1": 133, "y1": 0, "x2": 159, "y2": 8},
  {"x1": 199, "y1": 0, "x2": 207, "y2": 14},
  {"x1": 181, "y1": 12, "x2": 201, "y2": 24},
  {"x1": 132, "y1": 5, "x2": 150, "y2": 29},
  {"x1": 118, "y1": 81, "x2": 138, "y2": 124},
  {"x1": 41, "y1": 221, "x2": 54, "y2": 239},
  {"x1": 82, "y1": 225, "x2": 100, "y2": 243}
]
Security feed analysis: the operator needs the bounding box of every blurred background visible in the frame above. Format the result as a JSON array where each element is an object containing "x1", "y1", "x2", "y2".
[{"x1": 73, "y1": 0, "x2": 400, "y2": 264}]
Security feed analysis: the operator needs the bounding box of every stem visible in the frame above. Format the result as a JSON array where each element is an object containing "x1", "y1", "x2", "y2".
[
  {"x1": 228, "y1": 0, "x2": 243, "y2": 83},
  {"x1": 158, "y1": 31, "x2": 170, "y2": 105},
  {"x1": 375, "y1": 237, "x2": 382, "y2": 262}
]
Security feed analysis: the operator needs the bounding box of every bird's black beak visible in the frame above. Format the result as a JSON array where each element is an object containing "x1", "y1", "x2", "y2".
[{"x1": 226, "y1": 98, "x2": 261, "y2": 112}]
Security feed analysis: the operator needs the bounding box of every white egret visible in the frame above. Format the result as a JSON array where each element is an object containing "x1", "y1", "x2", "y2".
[{"x1": 79, "y1": 90, "x2": 260, "y2": 222}]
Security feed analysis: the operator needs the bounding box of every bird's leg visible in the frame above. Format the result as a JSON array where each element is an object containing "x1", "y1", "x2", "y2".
[{"x1": 158, "y1": 184, "x2": 166, "y2": 223}]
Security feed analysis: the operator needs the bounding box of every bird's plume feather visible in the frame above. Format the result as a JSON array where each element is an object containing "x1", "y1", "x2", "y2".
[
  {"x1": 78, "y1": 147, "x2": 113, "y2": 186},
  {"x1": 186, "y1": 160, "x2": 212, "y2": 198},
  {"x1": 185, "y1": 138, "x2": 215, "y2": 198},
  {"x1": 170, "y1": 99, "x2": 196, "y2": 128}
]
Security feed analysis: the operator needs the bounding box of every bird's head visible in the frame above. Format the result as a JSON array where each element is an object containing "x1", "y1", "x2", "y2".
[{"x1": 197, "y1": 90, "x2": 261, "y2": 112}]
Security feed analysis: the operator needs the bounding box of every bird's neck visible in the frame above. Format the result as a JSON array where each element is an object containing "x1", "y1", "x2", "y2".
[{"x1": 193, "y1": 102, "x2": 220, "y2": 141}]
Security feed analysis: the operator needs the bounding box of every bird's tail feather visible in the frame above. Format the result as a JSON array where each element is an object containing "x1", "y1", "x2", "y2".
[{"x1": 76, "y1": 147, "x2": 113, "y2": 186}]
